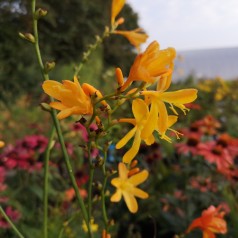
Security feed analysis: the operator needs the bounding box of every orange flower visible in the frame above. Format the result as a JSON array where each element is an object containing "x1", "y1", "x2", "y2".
[
  {"x1": 0, "y1": 141, "x2": 5, "y2": 148},
  {"x1": 111, "y1": 0, "x2": 125, "y2": 25},
  {"x1": 114, "y1": 29, "x2": 148, "y2": 52},
  {"x1": 42, "y1": 77, "x2": 105, "y2": 120},
  {"x1": 119, "y1": 41, "x2": 176, "y2": 92},
  {"x1": 186, "y1": 205, "x2": 227, "y2": 238}
]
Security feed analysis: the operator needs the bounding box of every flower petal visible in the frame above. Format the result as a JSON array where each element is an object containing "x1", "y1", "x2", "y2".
[
  {"x1": 122, "y1": 191, "x2": 138, "y2": 213},
  {"x1": 131, "y1": 187, "x2": 149, "y2": 199},
  {"x1": 157, "y1": 101, "x2": 168, "y2": 135},
  {"x1": 144, "y1": 134, "x2": 155, "y2": 145},
  {"x1": 116, "y1": 127, "x2": 137, "y2": 149},
  {"x1": 141, "y1": 99, "x2": 158, "y2": 139},
  {"x1": 57, "y1": 108, "x2": 74, "y2": 120},
  {"x1": 128, "y1": 170, "x2": 149, "y2": 186},
  {"x1": 110, "y1": 189, "x2": 122, "y2": 202},
  {"x1": 123, "y1": 130, "x2": 141, "y2": 163},
  {"x1": 161, "y1": 89, "x2": 198, "y2": 104},
  {"x1": 111, "y1": 0, "x2": 125, "y2": 24},
  {"x1": 42, "y1": 80, "x2": 64, "y2": 101},
  {"x1": 118, "y1": 162, "x2": 128, "y2": 180},
  {"x1": 132, "y1": 99, "x2": 149, "y2": 123},
  {"x1": 49, "y1": 102, "x2": 67, "y2": 110},
  {"x1": 111, "y1": 178, "x2": 121, "y2": 187}
]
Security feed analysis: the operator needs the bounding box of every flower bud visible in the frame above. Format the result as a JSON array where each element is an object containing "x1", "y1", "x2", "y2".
[
  {"x1": 44, "y1": 61, "x2": 55, "y2": 72},
  {"x1": 40, "y1": 102, "x2": 52, "y2": 112},
  {"x1": 19, "y1": 32, "x2": 35, "y2": 43},
  {"x1": 34, "y1": 8, "x2": 48, "y2": 19},
  {"x1": 94, "y1": 156, "x2": 104, "y2": 168}
]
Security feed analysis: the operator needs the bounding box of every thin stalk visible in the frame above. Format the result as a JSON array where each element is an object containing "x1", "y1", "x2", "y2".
[
  {"x1": 51, "y1": 111, "x2": 92, "y2": 238},
  {"x1": 0, "y1": 206, "x2": 25, "y2": 238},
  {"x1": 88, "y1": 166, "x2": 95, "y2": 222},
  {"x1": 43, "y1": 127, "x2": 55, "y2": 238},
  {"x1": 74, "y1": 27, "x2": 110, "y2": 77},
  {"x1": 31, "y1": 0, "x2": 92, "y2": 236},
  {"x1": 101, "y1": 150, "x2": 109, "y2": 231},
  {"x1": 32, "y1": 0, "x2": 49, "y2": 80}
]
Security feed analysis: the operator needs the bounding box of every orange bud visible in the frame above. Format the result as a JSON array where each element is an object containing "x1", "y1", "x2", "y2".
[
  {"x1": 115, "y1": 67, "x2": 124, "y2": 87},
  {"x1": 130, "y1": 159, "x2": 138, "y2": 169},
  {"x1": 128, "y1": 167, "x2": 140, "y2": 177}
]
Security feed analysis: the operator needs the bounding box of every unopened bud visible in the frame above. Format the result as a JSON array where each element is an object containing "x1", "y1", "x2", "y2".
[
  {"x1": 93, "y1": 181, "x2": 103, "y2": 190},
  {"x1": 128, "y1": 167, "x2": 140, "y2": 177},
  {"x1": 40, "y1": 102, "x2": 52, "y2": 112},
  {"x1": 106, "y1": 168, "x2": 117, "y2": 177},
  {"x1": 19, "y1": 32, "x2": 35, "y2": 43},
  {"x1": 94, "y1": 156, "x2": 104, "y2": 167},
  {"x1": 115, "y1": 17, "x2": 125, "y2": 26},
  {"x1": 34, "y1": 8, "x2": 48, "y2": 19},
  {"x1": 44, "y1": 61, "x2": 55, "y2": 72}
]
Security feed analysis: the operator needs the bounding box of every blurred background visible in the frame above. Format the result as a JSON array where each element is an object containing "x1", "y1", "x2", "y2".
[{"x1": 1, "y1": 1, "x2": 238, "y2": 237}]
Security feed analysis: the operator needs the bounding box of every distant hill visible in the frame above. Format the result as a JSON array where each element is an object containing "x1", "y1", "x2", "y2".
[{"x1": 174, "y1": 47, "x2": 238, "y2": 80}]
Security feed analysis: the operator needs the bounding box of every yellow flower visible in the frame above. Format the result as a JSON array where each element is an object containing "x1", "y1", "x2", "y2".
[
  {"x1": 141, "y1": 77, "x2": 198, "y2": 141},
  {"x1": 82, "y1": 218, "x2": 98, "y2": 233},
  {"x1": 111, "y1": 162, "x2": 149, "y2": 213},
  {"x1": 0, "y1": 140, "x2": 5, "y2": 148},
  {"x1": 114, "y1": 28, "x2": 148, "y2": 52},
  {"x1": 111, "y1": 0, "x2": 125, "y2": 25},
  {"x1": 116, "y1": 98, "x2": 155, "y2": 163},
  {"x1": 120, "y1": 41, "x2": 176, "y2": 92},
  {"x1": 42, "y1": 77, "x2": 104, "y2": 120}
]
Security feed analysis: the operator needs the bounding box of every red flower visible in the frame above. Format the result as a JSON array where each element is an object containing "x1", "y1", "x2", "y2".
[
  {"x1": 186, "y1": 205, "x2": 227, "y2": 238},
  {"x1": 198, "y1": 141, "x2": 233, "y2": 172}
]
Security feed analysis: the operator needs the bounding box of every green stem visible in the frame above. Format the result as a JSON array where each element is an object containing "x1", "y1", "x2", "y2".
[
  {"x1": 101, "y1": 150, "x2": 109, "y2": 231},
  {"x1": 31, "y1": 0, "x2": 92, "y2": 236},
  {"x1": 43, "y1": 127, "x2": 55, "y2": 238},
  {"x1": 32, "y1": 0, "x2": 49, "y2": 80},
  {"x1": 51, "y1": 111, "x2": 92, "y2": 238},
  {"x1": 88, "y1": 166, "x2": 95, "y2": 222},
  {"x1": 0, "y1": 206, "x2": 25, "y2": 238},
  {"x1": 74, "y1": 27, "x2": 110, "y2": 77}
]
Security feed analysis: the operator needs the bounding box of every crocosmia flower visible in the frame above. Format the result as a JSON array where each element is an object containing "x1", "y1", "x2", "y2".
[
  {"x1": 114, "y1": 29, "x2": 148, "y2": 52},
  {"x1": 120, "y1": 41, "x2": 176, "y2": 91},
  {"x1": 42, "y1": 77, "x2": 104, "y2": 120},
  {"x1": 111, "y1": 0, "x2": 125, "y2": 25},
  {"x1": 111, "y1": 162, "x2": 149, "y2": 213},
  {"x1": 141, "y1": 77, "x2": 198, "y2": 141},
  {"x1": 116, "y1": 98, "x2": 155, "y2": 163},
  {"x1": 186, "y1": 205, "x2": 227, "y2": 238}
]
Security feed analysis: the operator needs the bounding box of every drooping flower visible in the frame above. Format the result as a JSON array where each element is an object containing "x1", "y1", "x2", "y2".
[
  {"x1": 140, "y1": 76, "x2": 198, "y2": 141},
  {"x1": 114, "y1": 28, "x2": 148, "y2": 52},
  {"x1": 111, "y1": 0, "x2": 125, "y2": 25},
  {"x1": 116, "y1": 98, "x2": 155, "y2": 163},
  {"x1": 119, "y1": 41, "x2": 176, "y2": 92},
  {"x1": 110, "y1": 162, "x2": 149, "y2": 213},
  {"x1": 186, "y1": 205, "x2": 227, "y2": 238},
  {"x1": 42, "y1": 77, "x2": 105, "y2": 120}
]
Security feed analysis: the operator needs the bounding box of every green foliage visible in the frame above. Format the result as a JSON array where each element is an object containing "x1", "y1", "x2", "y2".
[{"x1": 0, "y1": 0, "x2": 139, "y2": 103}]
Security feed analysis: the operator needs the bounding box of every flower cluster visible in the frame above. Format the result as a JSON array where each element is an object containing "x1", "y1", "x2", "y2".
[
  {"x1": 176, "y1": 115, "x2": 238, "y2": 180},
  {"x1": 0, "y1": 135, "x2": 48, "y2": 171}
]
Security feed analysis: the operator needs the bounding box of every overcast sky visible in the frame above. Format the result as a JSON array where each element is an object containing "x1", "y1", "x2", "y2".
[{"x1": 127, "y1": 0, "x2": 238, "y2": 51}]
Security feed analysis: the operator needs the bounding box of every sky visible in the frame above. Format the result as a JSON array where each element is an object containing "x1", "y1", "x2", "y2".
[{"x1": 127, "y1": 0, "x2": 238, "y2": 51}]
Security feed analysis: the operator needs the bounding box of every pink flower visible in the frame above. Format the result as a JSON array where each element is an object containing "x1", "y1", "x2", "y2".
[{"x1": 0, "y1": 206, "x2": 21, "y2": 229}]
